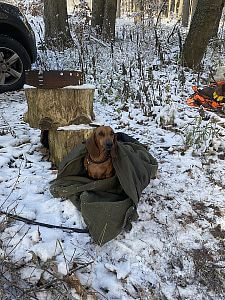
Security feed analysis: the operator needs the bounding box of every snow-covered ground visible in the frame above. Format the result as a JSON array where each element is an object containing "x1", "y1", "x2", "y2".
[{"x1": 1, "y1": 9, "x2": 225, "y2": 300}]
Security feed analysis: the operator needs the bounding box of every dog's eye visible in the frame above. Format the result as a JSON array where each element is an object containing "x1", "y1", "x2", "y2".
[{"x1": 98, "y1": 131, "x2": 104, "y2": 136}]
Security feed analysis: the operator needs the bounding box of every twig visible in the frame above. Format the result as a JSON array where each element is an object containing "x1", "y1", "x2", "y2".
[
  {"x1": 0, "y1": 210, "x2": 89, "y2": 233},
  {"x1": 167, "y1": 19, "x2": 180, "y2": 44},
  {"x1": 1, "y1": 160, "x2": 23, "y2": 208},
  {"x1": 89, "y1": 35, "x2": 110, "y2": 48},
  {"x1": 0, "y1": 112, "x2": 17, "y2": 138},
  {"x1": 1, "y1": 273, "x2": 39, "y2": 300},
  {"x1": 155, "y1": 0, "x2": 168, "y2": 28},
  {"x1": 7, "y1": 227, "x2": 30, "y2": 257}
]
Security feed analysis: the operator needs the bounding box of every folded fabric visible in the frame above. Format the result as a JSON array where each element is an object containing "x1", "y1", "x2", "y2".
[{"x1": 50, "y1": 136, "x2": 158, "y2": 245}]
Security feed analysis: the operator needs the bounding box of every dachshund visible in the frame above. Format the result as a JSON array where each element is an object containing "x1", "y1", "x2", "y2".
[{"x1": 84, "y1": 126, "x2": 117, "y2": 180}]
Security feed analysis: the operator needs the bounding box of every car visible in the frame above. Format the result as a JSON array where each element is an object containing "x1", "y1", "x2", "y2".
[{"x1": 0, "y1": 0, "x2": 37, "y2": 93}]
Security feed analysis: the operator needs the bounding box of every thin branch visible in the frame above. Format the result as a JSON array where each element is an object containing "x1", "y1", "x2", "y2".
[
  {"x1": 0, "y1": 210, "x2": 89, "y2": 233},
  {"x1": 155, "y1": 0, "x2": 168, "y2": 28}
]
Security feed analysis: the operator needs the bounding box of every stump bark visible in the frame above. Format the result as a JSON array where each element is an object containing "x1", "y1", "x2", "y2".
[
  {"x1": 24, "y1": 85, "x2": 95, "y2": 130},
  {"x1": 48, "y1": 126, "x2": 94, "y2": 166}
]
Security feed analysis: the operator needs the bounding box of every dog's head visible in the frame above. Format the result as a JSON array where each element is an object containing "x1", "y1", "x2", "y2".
[{"x1": 86, "y1": 126, "x2": 117, "y2": 158}]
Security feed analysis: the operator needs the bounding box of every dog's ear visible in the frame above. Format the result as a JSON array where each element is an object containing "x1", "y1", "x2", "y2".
[
  {"x1": 111, "y1": 133, "x2": 117, "y2": 160},
  {"x1": 85, "y1": 131, "x2": 99, "y2": 158}
]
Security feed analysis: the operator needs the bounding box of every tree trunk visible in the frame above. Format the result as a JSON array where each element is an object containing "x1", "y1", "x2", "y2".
[
  {"x1": 44, "y1": 0, "x2": 73, "y2": 50},
  {"x1": 135, "y1": 0, "x2": 144, "y2": 23},
  {"x1": 167, "y1": 0, "x2": 173, "y2": 18},
  {"x1": 174, "y1": 0, "x2": 179, "y2": 16},
  {"x1": 190, "y1": 0, "x2": 198, "y2": 19},
  {"x1": 212, "y1": 0, "x2": 225, "y2": 37},
  {"x1": 178, "y1": 0, "x2": 184, "y2": 18},
  {"x1": 131, "y1": 0, "x2": 134, "y2": 12},
  {"x1": 125, "y1": 0, "x2": 128, "y2": 14},
  {"x1": 117, "y1": 0, "x2": 121, "y2": 18},
  {"x1": 102, "y1": 0, "x2": 118, "y2": 41},
  {"x1": 91, "y1": 0, "x2": 105, "y2": 33},
  {"x1": 182, "y1": 0, "x2": 190, "y2": 27},
  {"x1": 24, "y1": 87, "x2": 95, "y2": 130},
  {"x1": 182, "y1": 0, "x2": 224, "y2": 69}
]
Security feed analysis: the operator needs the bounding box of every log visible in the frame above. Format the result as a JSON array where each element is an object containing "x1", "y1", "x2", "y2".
[
  {"x1": 48, "y1": 125, "x2": 95, "y2": 166},
  {"x1": 24, "y1": 85, "x2": 95, "y2": 130}
]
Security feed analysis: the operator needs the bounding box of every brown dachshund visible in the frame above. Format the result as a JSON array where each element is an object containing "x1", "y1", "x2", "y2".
[{"x1": 84, "y1": 126, "x2": 117, "y2": 180}]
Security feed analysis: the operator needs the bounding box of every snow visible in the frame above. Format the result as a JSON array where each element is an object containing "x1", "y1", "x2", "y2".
[
  {"x1": 0, "y1": 0, "x2": 17, "y2": 5},
  {"x1": 214, "y1": 66, "x2": 225, "y2": 81},
  {"x1": 24, "y1": 83, "x2": 95, "y2": 90},
  {"x1": 63, "y1": 84, "x2": 95, "y2": 89},
  {"x1": 1, "y1": 88, "x2": 225, "y2": 298},
  {"x1": 1, "y1": 10, "x2": 225, "y2": 300},
  {"x1": 57, "y1": 124, "x2": 94, "y2": 131},
  {"x1": 24, "y1": 84, "x2": 38, "y2": 89}
]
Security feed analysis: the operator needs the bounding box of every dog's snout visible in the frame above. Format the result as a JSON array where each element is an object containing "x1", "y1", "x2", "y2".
[{"x1": 105, "y1": 140, "x2": 113, "y2": 149}]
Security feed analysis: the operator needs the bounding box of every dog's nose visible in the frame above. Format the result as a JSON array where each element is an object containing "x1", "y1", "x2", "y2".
[{"x1": 105, "y1": 141, "x2": 113, "y2": 149}]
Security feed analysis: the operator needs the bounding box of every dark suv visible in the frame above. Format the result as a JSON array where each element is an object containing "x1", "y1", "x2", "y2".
[{"x1": 0, "y1": 1, "x2": 37, "y2": 93}]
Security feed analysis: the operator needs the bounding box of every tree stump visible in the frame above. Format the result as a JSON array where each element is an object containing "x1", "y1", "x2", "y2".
[
  {"x1": 24, "y1": 84, "x2": 96, "y2": 167},
  {"x1": 48, "y1": 126, "x2": 94, "y2": 166},
  {"x1": 24, "y1": 85, "x2": 95, "y2": 130}
]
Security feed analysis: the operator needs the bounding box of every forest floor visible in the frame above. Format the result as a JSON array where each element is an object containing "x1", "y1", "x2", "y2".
[{"x1": 0, "y1": 13, "x2": 225, "y2": 300}]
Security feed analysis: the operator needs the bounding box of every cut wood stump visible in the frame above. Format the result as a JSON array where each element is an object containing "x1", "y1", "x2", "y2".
[
  {"x1": 24, "y1": 83, "x2": 96, "y2": 167},
  {"x1": 24, "y1": 85, "x2": 95, "y2": 130},
  {"x1": 48, "y1": 125, "x2": 95, "y2": 166}
]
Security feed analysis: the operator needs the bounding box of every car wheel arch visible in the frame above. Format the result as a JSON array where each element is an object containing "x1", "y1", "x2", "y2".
[{"x1": 0, "y1": 22, "x2": 34, "y2": 62}]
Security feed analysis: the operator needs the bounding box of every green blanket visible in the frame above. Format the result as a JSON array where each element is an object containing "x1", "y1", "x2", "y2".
[{"x1": 50, "y1": 141, "x2": 158, "y2": 245}]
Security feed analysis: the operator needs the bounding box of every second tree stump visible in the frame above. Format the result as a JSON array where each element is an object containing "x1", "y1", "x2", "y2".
[{"x1": 48, "y1": 125, "x2": 94, "y2": 166}]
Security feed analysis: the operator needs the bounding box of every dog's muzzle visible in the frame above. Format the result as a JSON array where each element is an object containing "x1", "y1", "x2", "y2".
[{"x1": 105, "y1": 140, "x2": 113, "y2": 150}]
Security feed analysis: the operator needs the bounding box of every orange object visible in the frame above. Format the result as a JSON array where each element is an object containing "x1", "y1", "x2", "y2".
[{"x1": 186, "y1": 82, "x2": 225, "y2": 111}]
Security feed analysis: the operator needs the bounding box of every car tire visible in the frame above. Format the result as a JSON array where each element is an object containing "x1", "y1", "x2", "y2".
[{"x1": 0, "y1": 35, "x2": 31, "y2": 93}]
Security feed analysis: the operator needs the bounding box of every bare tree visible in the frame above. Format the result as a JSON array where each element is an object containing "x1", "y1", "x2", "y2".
[
  {"x1": 182, "y1": 0, "x2": 225, "y2": 69},
  {"x1": 178, "y1": 0, "x2": 184, "y2": 18},
  {"x1": 117, "y1": 0, "x2": 121, "y2": 18},
  {"x1": 91, "y1": 0, "x2": 118, "y2": 40},
  {"x1": 44, "y1": 0, "x2": 73, "y2": 50},
  {"x1": 167, "y1": 0, "x2": 172, "y2": 18},
  {"x1": 102, "y1": 0, "x2": 118, "y2": 41},
  {"x1": 174, "y1": 0, "x2": 179, "y2": 16},
  {"x1": 190, "y1": 0, "x2": 198, "y2": 20},
  {"x1": 91, "y1": 0, "x2": 105, "y2": 33},
  {"x1": 212, "y1": 0, "x2": 225, "y2": 37},
  {"x1": 182, "y1": 0, "x2": 190, "y2": 27}
]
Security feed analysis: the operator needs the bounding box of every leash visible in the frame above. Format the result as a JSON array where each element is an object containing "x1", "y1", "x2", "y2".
[{"x1": 0, "y1": 210, "x2": 89, "y2": 233}]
